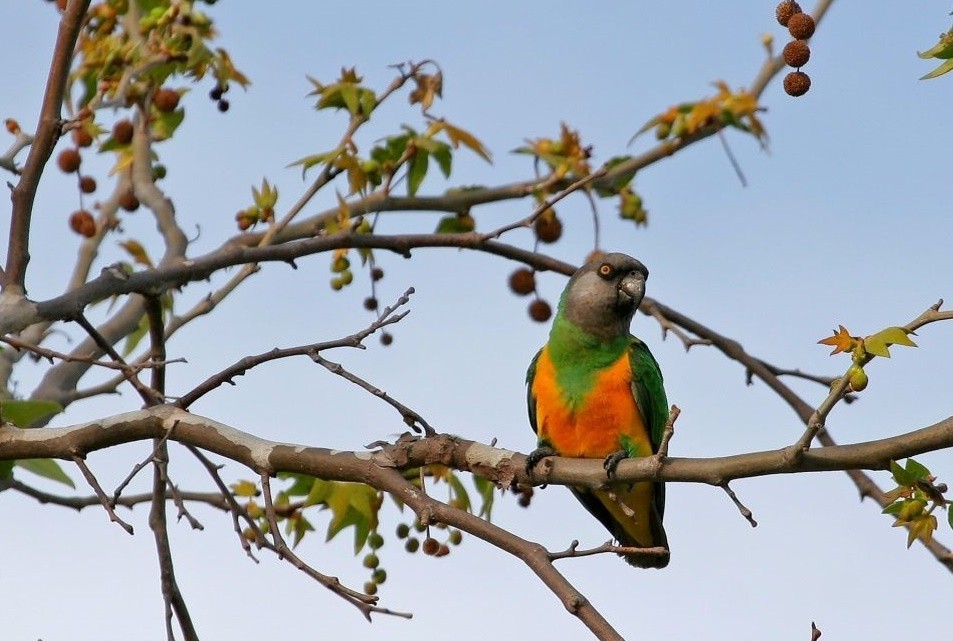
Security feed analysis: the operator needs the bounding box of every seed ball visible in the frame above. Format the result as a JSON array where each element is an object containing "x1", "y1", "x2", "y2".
[
  {"x1": 79, "y1": 175, "x2": 97, "y2": 193},
  {"x1": 153, "y1": 87, "x2": 180, "y2": 113},
  {"x1": 370, "y1": 266, "x2": 384, "y2": 281},
  {"x1": 435, "y1": 544, "x2": 450, "y2": 557},
  {"x1": 422, "y1": 537, "x2": 440, "y2": 556},
  {"x1": 775, "y1": 0, "x2": 802, "y2": 26},
  {"x1": 533, "y1": 214, "x2": 563, "y2": 244},
  {"x1": 362, "y1": 553, "x2": 379, "y2": 569},
  {"x1": 448, "y1": 530, "x2": 463, "y2": 546},
  {"x1": 69, "y1": 210, "x2": 96, "y2": 238},
  {"x1": 72, "y1": 128, "x2": 93, "y2": 148},
  {"x1": 363, "y1": 582, "x2": 377, "y2": 596},
  {"x1": 380, "y1": 332, "x2": 393, "y2": 346},
  {"x1": 217, "y1": 99, "x2": 230, "y2": 113},
  {"x1": 209, "y1": 86, "x2": 223, "y2": 101},
  {"x1": 787, "y1": 12, "x2": 815, "y2": 39},
  {"x1": 371, "y1": 568, "x2": 387, "y2": 584},
  {"x1": 528, "y1": 299, "x2": 552, "y2": 323},
  {"x1": 112, "y1": 119, "x2": 134, "y2": 144},
  {"x1": 367, "y1": 532, "x2": 384, "y2": 549},
  {"x1": 396, "y1": 523, "x2": 410, "y2": 539},
  {"x1": 404, "y1": 537, "x2": 420, "y2": 553},
  {"x1": 782, "y1": 40, "x2": 811, "y2": 68},
  {"x1": 57, "y1": 148, "x2": 81, "y2": 173},
  {"x1": 508, "y1": 268, "x2": 536, "y2": 296},
  {"x1": 363, "y1": 297, "x2": 378, "y2": 311},
  {"x1": 783, "y1": 71, "x2": 811, "y2": 97},
  {"x1": 118, "y1": 189, "x2": 140, "y2": 212}
]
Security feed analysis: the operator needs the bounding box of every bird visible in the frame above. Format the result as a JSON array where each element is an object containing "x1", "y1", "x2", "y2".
[{"x1": 525, "y1": 252, "x2": 670, "y2": 568}]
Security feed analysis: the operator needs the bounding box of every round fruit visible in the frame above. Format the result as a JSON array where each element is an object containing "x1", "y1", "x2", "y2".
[
  {"x1": 113, "y1": 119, "x2": 134, "y2": 144},
  {"x1": 367, "y1": 532, "x2": 384, "y2": 549},
  {"x1": 782, "y1": 40, "x2": 811, "y2": 68},
  {"x1": 380, "y1": 332, "x2": 394, "y2": 346},
  {"x1": 534, "y1": 213, "x2": 563, "y2": 244},
  {"x1": 57, "y1": 148, "x2": 81, "y2": 173},
  {"x1": 363, "y1": 581, "x2": 377, "y2": 596},
  {"x1": 422, "y1": 537, "x2": 440, "y2": 556},
  {"x1": 217, "y1": 99, "x2": 230, "y2": 113},
  {"x1": 775, "y1": 0, "x2": 802, "y2": 26},
  {"x1": 448, "y1": 530, "x2": 463, "y2": 546},
  {"x1": 528, "y1": 299, "x2": 552, "y2": 323},
  {"x1": 508, "y1": 268, "x2": 536, "y2": 296},
  {"x1": 435, "y1": 544, "x2": 450, "y2": 557},
  {"x1": 363, "y1": 297, "x2": 379, "y2": 311},
  {"x1": 209, "y1": 86, "x2": 223, "y2": 101},
  {"x1": 404, "y1": 537, "x2": 420, "y2": 553},
  {"x1": 362, "y1": 553, "x2": 379, "y2": 569},
  {"x1": 395, "y1": 523, "x2": 410, "y2": 539},
  {"x1": 847, "y1": 365, "x2": 868, "y2": 392},
  {"x1": 787, "y1": 12, "x2": 816, "y2": 39},
  {"x1": 371, "y1": 568, "x2": 387, "y2": 584},
  {"x1": 370, "y1": 266, "x2": 384, "y2": 281},
  {"x1": 79, "y1": 175, "x2": 97, "y2": 194},
  {"x1": 783, "y1": 71, "x2": 811, "y2": 97},
  {"x1": 153, "y1": 87, "x2": 180, "y2": 113},
  {"x1": 68, "y1": 210, "x2": 96, "y2": 238},
  {"x1": 72, "y1": 128, "x2": 93, "y2": 148},
  {"x1": 118, "y1": 189, "x2": 140, "y2": 212}
]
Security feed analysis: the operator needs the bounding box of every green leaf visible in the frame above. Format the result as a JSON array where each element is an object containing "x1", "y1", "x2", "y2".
[
  {"x1": 287, "y1": 150, "x2": 338, "y2": 177},
  {"x1": 864, "y1": 326, "x2": 917, "y2": 358},
  {"x1": 890, "y1": 460, "x2": 915, "y2": 486},
  {"x1": 407, "y1": 149, "x2": 429, "y2": 196},
  {"x1": 473, "y1": 476, "x2": 496, "y2": 519},
  {"x1": 290, "y1": 514, "x2": 315, "y2": 548},
  {"x1": 16, "y1": 459, "x2": 74, "y2": 488},
  {"x1": 0, "y1": 399, "x2": 62, "y2": 428},
  {"x1": 359, "y1": 89, "x2": 377, "y2": 117},
  {"x1": 918, "y1": 32, "x2": 953, "y2": 59},
  {"x1": 352, "y1": 516, "x2": 370, "y2": 554},
  {"x1": 305, "y1": 478, "x2": 332, "y2": 506},
  {"x1": 447, "y1": 473, "x2": 471, "y2": 512},
  {"x1": 904, "y1": 458, "x2": 931, "y2": 481},
  {"x1": 340, "y1": 83, "x2": 360, "y2": 115},
  {"x1": 0, "y1": 460, "x2": 14, "y2": 480},
  {"x1": 921, "y1": 57, "x2": 953, "y2": 80},
  {"x1": 435, "y1": 213, "x2": 475, "y2": 234},
  {"x1": 948, "y1": 503, "x2": 953, "y2": 530},
  {"x1": 151, "y1": 108, "x2": 185, "y2": 141},
  {"x1": 230, "y1": 479, "x2": 259, "y2": 497},
  {"x1": 432, "y1": 144, "x2": 452, "y2": 178},
  {"x1": 882, "y1": 501, "x2": 904, "y2": 516},
  {"x1": 122, "y1": 313, "x2": 150, "y2": 357}
]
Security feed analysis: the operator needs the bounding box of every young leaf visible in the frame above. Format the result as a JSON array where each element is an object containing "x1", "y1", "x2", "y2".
[
  {"x1": 230, "y1": 479, "x2": 260, "y2": 497},
  {"x1": 903, "y1": 458, "x2": 931, "y2": 481},
  {"x1": 0, "y1": 399, "x2": 62, "y2": 428},
  {"x1": 407, "y1": 149, "x2": 429, "y2": 196},
  {"x1": 118, "y1": 240, "x2": 154, "y2": 268},
  {"x1": 864, "y1": 327, "x2": 917, "y2": 358},
  {"x1": 818, "y1": 325, "x2": 855, "y2": 355},
  {"x1": 440, "y1": 121, "x2": 492, "y2": 163},
  {"x1": 16, "y1": 459, "x2": 75, "y2": 488}
]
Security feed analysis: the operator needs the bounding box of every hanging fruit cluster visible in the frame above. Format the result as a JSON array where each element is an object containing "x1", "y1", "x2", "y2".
[{"x1": 776, "y1": 1, "x2": 816, "y2": 97}]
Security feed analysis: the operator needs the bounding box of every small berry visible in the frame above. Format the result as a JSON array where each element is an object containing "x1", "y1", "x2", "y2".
[
  {"x1": 775, "y1": 0, "x2": 802, "y2": 26},
  {"x1": 448, "y1": 530, "x2": 463, "y2": 546},
  {"x1": 362, "y1": 553, "x2": 380, "y2": 569},
  {"x1": 363, "y1": 581, "x2": 377, "y2": 596},
  {"x1": 380, "y1": 332, "x2": 393, "y2": 346},
  {"x1": 395, "y1": 523, "x2": 410, "y2": 539},
  {"x1": 528, "y1": 299, "x2": 552, "y2": 323},
  {"x1": 435, "y1": 544, "x2": 450, "y2": 557},
  {"x1": 782, "y1": 40, "x2": 811, "y2": 68},
  {"x1": 340, "y1": 269, "x2": 354, "y2": 286},
  {"x1": 72, "y1": 128, "x2": 93, "y2": 148},
  {"x1": 367, "y1": 532, "x2": 384, "y2": 549},
  {"x1": 153, "y1": 87, "x2": 180, "y2": 113},
  {"x1": 330, "y1": 277, "x2": 344, "y2": 291},
  {"x1": 331, "y1": 256, "x2": 350, "y2": 272},
  {"x1": 79, "y1": 175, "x2": 97, "y2": 194},
  {"x1": 371, "y1": 568, "x2": 387, "y2": 584},
  {"x1": 508, "y1": 268, "x2": 536, "y2": 296},
  {"x1": 787, "y1": 12, "x2": 815, "y2": 39},
  {"x1": 422, "y1": 537, "x2": 440, "y2": 556},
  {"x1": 217, "y1": 99, "x2": 230, "y2": 113},
  {"x1": 57, "y1": 148, "x2": 81, "y2": 173},
  {"x1": 112, "y1": 119, "x2": 134, "y2": 145},
  {"x1": 153, "y1": 164, "x2": 167, "y2": 180},
  {"x1": 412, "y1": 519, "x2": 427, "y2": 533},
  {"x1": 68, "y1": 210, "x2": 96, "y2": 238},
  {"x1": 783, "y1": 71, "x2": 811, "y2": 97},
  {"x1": 533, "y1": 213, "x2": 563, "y2": 244},
  {"x1": 209, "y1": 86, "x2": 223, "y2": 101},
  {"x1": 370, "y1": 266, "x2": 384, "y2": 281},
  {"x1": 118, "y1": 189, "x2": 140, "y2": 212},
  {"x1": 363, "y1": 297, "x2": 378, "y2": 311},
  {"x1": 404, "y1": 537, "x2": 420, "y2": 553}
]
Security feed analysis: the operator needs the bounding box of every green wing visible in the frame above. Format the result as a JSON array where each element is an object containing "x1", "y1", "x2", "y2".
[
  {"x1": 628, "y1": 337, "x2": 668, "y2": 453},
  {"x1": 525, "y1": 348, "x2": 543, "y2": 438}
]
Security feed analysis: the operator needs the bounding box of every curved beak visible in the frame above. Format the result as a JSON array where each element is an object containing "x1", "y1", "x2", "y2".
[{"x1": 619, "y1": 271, "x2": 646, "y2": 305}]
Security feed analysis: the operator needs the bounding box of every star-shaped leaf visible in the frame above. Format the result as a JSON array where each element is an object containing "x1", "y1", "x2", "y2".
[{"x1": 818, "y1": 325, "x2": 856, "y2": 355}]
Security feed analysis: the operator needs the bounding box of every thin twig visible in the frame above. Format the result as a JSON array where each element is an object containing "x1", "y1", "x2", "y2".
[
  {"x1": 112, "y1": 421, "x2": 177, "y2": 506},
  {"x1": 71, "y1": 455, "x2": 134, "y2": 534},
  {"x1": 0, "y1": 335, "x2": 185, "y2": 372},
  {"x1": 548, "y1": 539, "x2": 669, "y2": 563},
  {"x1": 721, "y1": 482, "x2": 757, "y2": 528},
  {"x1": 71, "y1": 312, "x2": 161, "y2": 405}
]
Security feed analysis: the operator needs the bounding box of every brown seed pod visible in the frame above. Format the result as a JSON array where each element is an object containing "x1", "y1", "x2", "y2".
[
  {"x1": 508, "y1": 268, "x2": 536, "y2": 296},
  {"x1": 380, "y1": 332, "x2": 393, "y2": 346},
  {"x1": 68, "y1": 210, "x2": 96, "y2": 238},
  {"x1": 79, "y1": 175, "x2": 97, "y2": 194},
  {"x1": 775, "y1": 0, "x2": 802, "y2": 26},
  {"x1": 533, "y1": 214, "x2": 563, "y2": 244},
  {"x1": 217, "y1": 99, "x2": 230, "y2": 113},
  {"x1": 113, "y1": 119, "x2": 134, "y2": 145},
  {"x1": 118, "y1": 189, "x2": 140, "y2": 212},
  {"x1": 363, "y1": 297, "x2": 378, "y2": 311},
  {"x1": 783, "y1": 71, "x2": 811, "y2": 97},
  {"x1": 422, "y1": 537, "x2": 440, "y2": 556},
  {"x1": 153, "y1": 87, "x2": 180, "y2": 113},
  {"x1": 370, "y1": 266, "x2": 384, "y2": 281},
  {"x1": 787, "y1": 12, "x2": 816, "y2": 39},
  {"x1": 72, "y1": 128, "x2": 93, "y2": 148},
  {"x1": 782, "y1": 40, "x2": 811, "y2": 68},
  {"x1": 57, "y1": 148, "x2": 81, "y2": 173},
  {"x1": 528, "y1": 299, "x2": 552, "y2": 323}
]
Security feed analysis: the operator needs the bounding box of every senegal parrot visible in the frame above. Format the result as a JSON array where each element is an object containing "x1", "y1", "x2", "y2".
[{"x1": 525, "y1": 252, "x2": 670, "y2": 568}]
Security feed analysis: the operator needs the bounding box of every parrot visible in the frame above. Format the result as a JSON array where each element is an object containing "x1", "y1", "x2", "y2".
[{"x1": 525, "y1": 252, "x2": 670, "y2": 568}]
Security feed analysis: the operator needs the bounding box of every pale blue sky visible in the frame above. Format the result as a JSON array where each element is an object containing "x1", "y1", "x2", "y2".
[{"x1": 2, "y1": 2, "x2": 952, "y2": 640}]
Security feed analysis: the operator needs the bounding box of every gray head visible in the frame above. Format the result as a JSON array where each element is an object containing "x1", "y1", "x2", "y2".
[{"x1": 558, "y1": 252, "x2": 649, "y2": 341}]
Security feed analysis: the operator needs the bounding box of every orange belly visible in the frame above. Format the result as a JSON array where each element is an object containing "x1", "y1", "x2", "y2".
[{"x1": 531, "y1": 346, "x2": 651, "y2": 458}]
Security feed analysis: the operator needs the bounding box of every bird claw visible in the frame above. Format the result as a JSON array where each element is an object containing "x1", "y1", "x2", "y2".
[
  {"x1": 603, "y1": 450, "x2": 630, "y2": 479},
  {"x1": 525, "y1": 445, "x2": 557, "y2": 474}
]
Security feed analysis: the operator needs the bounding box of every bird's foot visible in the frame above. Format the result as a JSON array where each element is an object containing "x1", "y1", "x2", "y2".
[
  {"x1": 525, "y1": 445, "x2": 557, "y2": 474},
  {"x1": 603, "y1": 450, "x2": 630, "y2": 479}
]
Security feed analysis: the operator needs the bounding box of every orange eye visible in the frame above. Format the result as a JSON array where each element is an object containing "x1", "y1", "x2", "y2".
[{"x1": 598, "y1": 263, "x2": 613, "y2": 278}]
